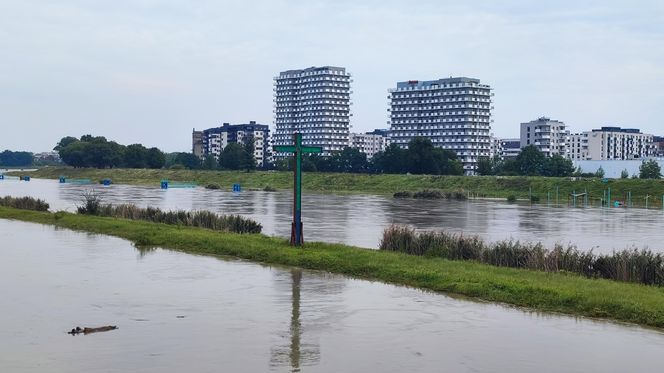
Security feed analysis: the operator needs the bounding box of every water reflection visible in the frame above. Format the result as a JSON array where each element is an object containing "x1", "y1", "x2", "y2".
[
  {"x1": 2, "y1": 178, "x2": 664, "y2": 252},
  {"x1": 270, "y1": 270, "x2": 320, "y2": 372}
]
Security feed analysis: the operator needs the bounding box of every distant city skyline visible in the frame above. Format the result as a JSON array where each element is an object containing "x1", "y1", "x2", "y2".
[{"x1": 2, "y1": 0, "x2": 663, "y2": 152}]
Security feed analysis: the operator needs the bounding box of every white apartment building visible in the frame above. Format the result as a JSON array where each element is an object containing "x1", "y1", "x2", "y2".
[
  {"x1": 388, "y1": 77, "x2": 493, "y2": 174},
  {"x1": 520, "y1": 117, "x2": 569, "y2": 157},
  {"x1": 273, "y1": 66, "x2": 352, "y2": 158},
  {"x1": 569, "y1": 127, "x2": 655, "y2": 161},
  {"x1": 349, "y1": 130, "x2": 390, "y2": 159},
  {"x1": 192, "y1": 121, "x2": 270, "y2": 167}
]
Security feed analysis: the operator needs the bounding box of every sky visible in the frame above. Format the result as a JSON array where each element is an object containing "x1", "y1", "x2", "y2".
[{"x1": 1, "y1": 0, "x2": 663, "y2": 153}]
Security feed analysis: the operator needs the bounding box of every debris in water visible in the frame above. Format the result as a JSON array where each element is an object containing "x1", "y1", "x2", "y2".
[{"x1": 68, "y1": 326, "x2": 118, "y2": 335}]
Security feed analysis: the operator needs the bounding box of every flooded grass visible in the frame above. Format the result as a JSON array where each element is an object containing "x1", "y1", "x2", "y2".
[
  {"x1": 380, "y1": 225, "x2": 664, "y2": 286},
  {"x1": 2, "y1": 205, "x2": 664, "y2": 330},
  {"x1": 0, "y1": 195, "x2": 49, "y2": 211}
]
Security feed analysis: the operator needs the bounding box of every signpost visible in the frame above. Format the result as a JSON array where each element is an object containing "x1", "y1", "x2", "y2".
[{"x1": 274, "y1": 133, "x2": 322, "y2": 246}]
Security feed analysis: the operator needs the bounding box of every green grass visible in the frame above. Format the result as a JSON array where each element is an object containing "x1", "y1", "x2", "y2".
[
  {"x1": 17, "y1": 167, "x2": 664, "y2": 207},
  {"x1": 2, "y1": 205, "x2": 664, "y2": 329}
]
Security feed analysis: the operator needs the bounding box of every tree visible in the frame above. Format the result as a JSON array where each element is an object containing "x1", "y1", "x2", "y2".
[
  {"x1": 595, "y1": 166, "x2": 605, "y2": 179},
  {"x1": 123, "y1": 144, "x2": 148, "y2": 168},
  {"x1": 621, "y1": 169, "x2": 629, "y2": 179},
  {"x1": 542, "y1": 155, "x2": 574, "y2": 177},
  {"x1": 202, "y1": 154, "x2": 217, "y2": 170},
  {"x1": 173, "y1": 152, "x2": 202, "y2": 169},
  {"x1": 0, "y1": 150, "x2": 33, "y2": 167},
  {"x1": 371, "y1": 144, "x2": 406, "y2": 174},
  {"x1": 476, "y1": 157, "x2": 494, "y2": 176},
  {"x1": 328, "y1": 147, "x2": 368, "y2": 173},
  {"x1": 406, "y1": 137, "x2": 439, "y2": 174},
  {"x1": 54, "y1": 136, "x2": 78, "y2": 151},
  {"x1": 515, "y1": 145, "x2": 546, "y2": 176},
  {"x1": 218, "y1": 143, "x2": 247, "y2": 170},
  {"x1": 145, "y1": 147, "x2": 165, "y2": 169},
  {"x1": 242, "y1": 137, "x2": 257, "y2": 171},
  {"x1": 640, "y1": 160, "x2": 662, "y2": 179}
]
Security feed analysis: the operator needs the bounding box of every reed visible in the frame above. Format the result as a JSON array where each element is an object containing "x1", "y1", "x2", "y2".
[
  {"x1": 77, "y1": 192, "x2": 261, "y2": 234},
  {"x1": 380, "y1": 225, "x2": 664, "y2": 286},
  {"x1": 0, "y1": 195, "x2": 49, "y2": 211},
  {"x1": 394, "y1": 189, "x2": 468, "y2": 200}
]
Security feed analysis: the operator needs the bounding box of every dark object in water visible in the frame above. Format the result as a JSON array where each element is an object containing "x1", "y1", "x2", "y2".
[{"x1": 68, "y1": 326, "x2": 118, "y2": 335}]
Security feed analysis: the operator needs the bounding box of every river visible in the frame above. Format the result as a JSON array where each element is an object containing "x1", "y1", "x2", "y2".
[
  {"x1": 1, "y1": 219, "x2": 663, "y2": 372},
  {"x1": 1, "y1": 178, "x2": 663, "y2": 252}
]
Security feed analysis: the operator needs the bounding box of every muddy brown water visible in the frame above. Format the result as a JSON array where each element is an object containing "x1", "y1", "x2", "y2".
[
  {"x1": 1, "y1": 219, "x2": 664, "y2": 372},
  {"x1": 2, "y1": 178, "x2": 664, "y2": 252}
]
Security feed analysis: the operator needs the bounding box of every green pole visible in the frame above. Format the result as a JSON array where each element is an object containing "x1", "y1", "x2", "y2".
[{"x1": 556, "y1": 186, "x2": 559, "y2": 206}]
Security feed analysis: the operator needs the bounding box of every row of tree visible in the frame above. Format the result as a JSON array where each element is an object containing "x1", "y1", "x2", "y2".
[
  {"x1": 55, "y1": 136, "x2": 165, "y2": 169},
  {"x1": 274, "y1": 137, "x2": 464, "y2": 175},
  {"x1": 0, "y1": 150, "x2": 34, "y2": 167},
  {"x1": 477, "y1": 145, "x2": 576, "y2": 177}
]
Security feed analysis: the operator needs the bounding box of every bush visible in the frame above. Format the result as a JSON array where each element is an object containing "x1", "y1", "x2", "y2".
[
  {"x1": 263, "y1": 185, "x2": 277, "y2": 192},
  {"x1": 0, "y1": 195, "x2": 49, "y2": 211},
  {"x1": 507, "y1": 195, "x2": 517, "y2": 203},
  {"x1": 393, "y1": 191, "x2": 412, "y2": 198},
  {"x1": 530, "y1": 195, "x2": 540, "y2": 203},
  {"x1": 77, "y1": 190, "x2": 103, "y2": 215},
  {"x1": 380, "y1": 225, "x2": 664, "y2": 286},
  {"x1": 413, "y1": 189, "x2": 444, "y2": 199},
  {"x1": 205, "y1": 183, "x2": 221, "y2": 190}
]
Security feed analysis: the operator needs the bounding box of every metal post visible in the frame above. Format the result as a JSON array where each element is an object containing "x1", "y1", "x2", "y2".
[
  {"x1": 556, "y1": 186, "x2": 559, "y2": 206},
  {"x1": 608, "y1": 187, "x2": 611, "y2": 208},
  {"x1": 573, "y1": 190, "x2": 576, "y2": 208}
]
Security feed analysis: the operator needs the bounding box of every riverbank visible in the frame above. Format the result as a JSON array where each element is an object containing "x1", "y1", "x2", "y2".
[
  {"x1": 14, "y1": 167, "x2": 664, "y2": 207},
  {"x1": 2, "y1": 206, "x2": 664, "y2": 329}
]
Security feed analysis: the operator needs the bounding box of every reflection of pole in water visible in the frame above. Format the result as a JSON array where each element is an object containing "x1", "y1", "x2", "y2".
[
  {"x1": 289, "y1": 270, "x2": 301, "y2": 371},
  {"x1": 270, "y1": 269, "x2": 319, "y2": 372}
]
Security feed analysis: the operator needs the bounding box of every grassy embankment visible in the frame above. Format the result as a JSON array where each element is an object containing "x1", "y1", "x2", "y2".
[
  {"x1": 2, "y1": 205, "x2": 664, "y2": 329},
  {"x1": 17, "y1": 167, "x2": 664, "y2": 207}
]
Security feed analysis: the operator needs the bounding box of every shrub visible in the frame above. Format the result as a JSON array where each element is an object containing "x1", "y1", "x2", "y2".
[
  {"x1": 530, "y1": 195, "x2": 540, "y2": 203},
  {"x1": 393, "y1": 191, "x2": 412, "y2": 198},
  {"x1": 263, "y1": 185, "x2": 277, "y2": 192},
  {"x1": 205, "y1": 183, "x2": 221, "y2": 190},
  {"x1": 413, "y1": 189, "x2": 444, "y2": 199},
  {"x1": 507, "y1": 195, "x2": 517, "y2": 203},
  {"x1": 0, "y1": 195, "x2": 49, "y2": 211}
]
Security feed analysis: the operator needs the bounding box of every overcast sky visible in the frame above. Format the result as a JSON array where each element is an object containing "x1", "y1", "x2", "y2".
[{"x1": 2, "y1": 0, "x2": 663, "y2": 153}]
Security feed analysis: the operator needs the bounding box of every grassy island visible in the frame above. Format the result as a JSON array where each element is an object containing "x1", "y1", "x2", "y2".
[
  {"x1": 2, "y1": 205, "x2": 664, "y2": 329},
  {"x1": 15, "y1": 167, "x2": 664, "y2": 208}
]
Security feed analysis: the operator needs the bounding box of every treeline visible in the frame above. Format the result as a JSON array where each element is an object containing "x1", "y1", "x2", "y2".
[
  {"x1": 477, "y1": 145, "x2": 575, "y2": 177},
  {"x1": 55, "y1": 135, "x2": 166, "y2": 169},
  {"x1": 0, "y1": 150, "x2": 33, "y2": 167},
  {"x1": 276, "y1": 137, "x2": 464, "y2": 175},
  {"x1": 168, "y1": 140, "x2": 259, "y2": 171}
]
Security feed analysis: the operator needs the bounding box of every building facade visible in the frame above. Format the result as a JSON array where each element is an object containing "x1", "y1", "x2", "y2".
[
  {"x1": 349, "y1": 129, "x2": 390, "y2": 159},
  {"x1": 499, "y1": 138, "x2": 521, "y2": 160},
  {"x1": 273, "y1": 66, "x2": 352, "y2": 158},
  {"x1": 388, "y1": 77, "x2": 493, "y2": 174},
  {"x1": 520, "y1": 117, "x2": 569, "y2": 157},
  {"x1": 192, "y1": 121, "x2": 270, "y2": 166},
  {"x1": 569, "y1": 127, "x2": 655, "y2": 161}
]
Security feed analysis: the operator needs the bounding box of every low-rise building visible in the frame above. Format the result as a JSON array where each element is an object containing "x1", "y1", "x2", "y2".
[
  {"x1": 349, "y1": 129, "x2": 390, "y2": 158},
  {"x1": 520, "y1": 117, "x2": 569, "y2": 157},
  {"x1": 500, "y1": 138, "x2": 521, "y2": 160},
  {"x1": 192, "y1": 121, "x2": 270, "y2": 167},
  {"x1": 569, "y1": 127, "x2": 654, "y2": 161}
]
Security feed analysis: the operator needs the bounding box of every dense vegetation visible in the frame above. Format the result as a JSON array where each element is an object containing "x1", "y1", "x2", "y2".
[
  {"x1": 276, "y1": 137, "x2": 464, "y2": 175},
  {"x1": 0, "y1": 150, "x2": 34, "y2": 167},
  {"x1": 381, "y1": 225, "x2": 664, "y2": 286},
  {"x1": 76, "y1": 191, "x2": 261, "y2": 234},
  {"x1": 55, "y1": 135, "x2": 166, "y2": 169},
  {"x1": 0, "y1": 196, "x2": 49, "y2": 211},
  {"x1": 477, "y1": 145, "x2": 575, "y2": 177},
  {"x1": 2, "y1": 205, "x2": 664, "y2": 329}
]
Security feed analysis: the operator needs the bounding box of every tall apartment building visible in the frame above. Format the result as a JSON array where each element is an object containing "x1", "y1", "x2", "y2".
[
  {"x1": 349, "y1": 129, "x2": 390, "y2": 159},
  {"x1": 569, "y1": 127, "x2": 654, "y2": 161},
  {"x1": 388, "y1": 77, "x2": 493, "y2": 174},
  {"x1": 273, "y1": 66, "x2": 352, "y2": 158},
  {"x1": 192, "y1": 121, "x2": 270, "y2": 167},
  {"x1": 520, "y1": 117, "x2": 569, "y2": 157}
]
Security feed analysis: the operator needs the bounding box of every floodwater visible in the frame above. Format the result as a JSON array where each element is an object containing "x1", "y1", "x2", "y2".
[
  {"x1": 1, "y1": 178, "x2": 664, "y2": 252},
  {"x1": 1, "y1": 219, "x2": 663, "y2": 373}
]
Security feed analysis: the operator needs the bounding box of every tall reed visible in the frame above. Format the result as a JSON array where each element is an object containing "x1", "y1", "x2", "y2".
[
  {"x1": 77, "y1": 192, "x2": 261, "y2": 234},
  {"x1": 0, "y1": 195, "x2": 49, "y2": 211},
  {"x1": 380, "y1": 225, "x2": 664, "y2": 286}
]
